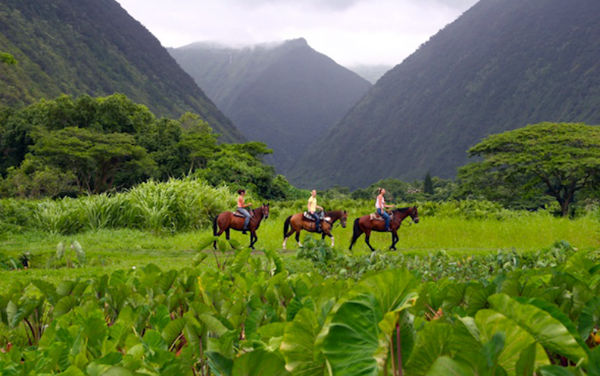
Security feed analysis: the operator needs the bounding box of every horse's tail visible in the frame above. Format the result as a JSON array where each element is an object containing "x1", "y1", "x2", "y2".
[
  {"x1": 349, "y1": 218, "x2": 362, "y2": 250},
  {"x1": 213, "y1": 214, "x2": 219, "y2": 236},
  {"x1": 283, "y1": 215, "x2": 292, "y2": 239}
]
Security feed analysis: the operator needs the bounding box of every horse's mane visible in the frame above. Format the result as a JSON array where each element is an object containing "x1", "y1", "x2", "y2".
[{"x1": 393, "y1": 207, "x2": 411, "y2": 213}]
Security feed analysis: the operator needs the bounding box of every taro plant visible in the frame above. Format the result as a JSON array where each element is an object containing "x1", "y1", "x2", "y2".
[{"x1": 47, "y1": 240, "x2": 86, "y2": 268}]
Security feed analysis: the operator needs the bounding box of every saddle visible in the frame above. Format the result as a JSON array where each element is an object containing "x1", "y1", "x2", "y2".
[
  {"x1": 370, "y1": 212, "x2": 386, "y2": 221},
  {"x1": 233, "y1": 209, "x2": 254, "y2": 218},
  {"x1": 302, "y1": 211, "x2": 330, "y2": 222}
]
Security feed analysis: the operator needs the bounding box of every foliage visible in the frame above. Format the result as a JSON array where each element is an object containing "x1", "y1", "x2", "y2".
[
  {"x1": 2, "y1": 242, "x2": 600, "y2": 374},
  {"x1": 0, "y1": 94, "x2": 298, "y2": 200},
  {"x1": 46, "y1": 241, "x2": 86, "y2": 269},
  {"x1": 198, "y1": 142, "x2": 296, "y2": 200},
  {"x1": 350, "y1": 177, "x2": 457, "y2": 203},
  {"x1": 0, "y1": 0, "x2": 243, "y2": 141},
  {"x1": 458, "y1": 123, "x2": 600, "y2": 216},
  {"x1": 0, "y1": 52, "x2": 17, "y2": 65},
  {"x1": 26, "y1": 179, "x2": 236, "y2": 235}
]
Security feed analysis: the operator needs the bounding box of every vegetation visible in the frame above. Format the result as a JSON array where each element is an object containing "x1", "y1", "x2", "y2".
[
  {"x1": 0, "y1": 52, "x2": 16, "y2": 65},
  {"x1": 0, "y1": 94, "x2": 298, "y2": 200},
  {"x1": 1, "y1": 177, "x2": 599, "y2": 374},
  {"x1": 289, "y1": 0, "x2": 600, "y2": 189},
  {"x1": 0, "y1": 0, "x2": 243, "y2": 141},
  {"x1": 458, "y1": 123, "x2": 600, "y2": 216},
  {"x1": 169, "y1": 38, "x2": 372, "y2": 174},
  {"x1": 1, "y1": 232, "x2": 600, "y2": 374}
]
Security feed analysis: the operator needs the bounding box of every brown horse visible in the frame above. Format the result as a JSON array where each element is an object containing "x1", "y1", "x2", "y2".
[
  {"x1": 282, "y1": 210, "x2": 348, "y2": 249},
  {"x1": 212, "y1": 204, "x2": 269, "y2": 249},
  {"x1": 349, "y1": 206, "x2": 419, "y2": 252}
]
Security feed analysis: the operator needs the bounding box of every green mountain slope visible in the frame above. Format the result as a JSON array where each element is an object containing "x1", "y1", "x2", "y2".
[
  {"x1": 0, "y1": 0, "x2": 243, "y2": 142},
  {"x1": 169, "y1": 38, "x2": 372, "y2": 173},
  {"x1": 289, "y1": 0, "x2": 600, "y2": 189}
]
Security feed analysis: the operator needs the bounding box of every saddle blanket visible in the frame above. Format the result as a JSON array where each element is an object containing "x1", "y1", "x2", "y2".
[{"x1": 369, "y1": 213, "x2": 384, "y2": 221}]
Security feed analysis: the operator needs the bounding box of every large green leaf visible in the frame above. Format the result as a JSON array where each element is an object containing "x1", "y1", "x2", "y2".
[
  {"x1": 474, "y1": 309, "x2": 550, "y2": 374},
  {"x1": 162, "y1": 317, "x2": 187, "y2": 349},
  {"x1": 488, "y1": 294, "x2": 588, "y2": 366},
  {"x1": 514, "y1": 297, "x2": 589, "y2": 353},
  {"x1": 405, "y1": 322, "x2": 455, "y2": 376},
  {"x1": 515, "y1": 343, "x2": 536, "y2": 376},
  {"x1": 578, "y1": 296, "x2": 600, "y2": 341},
  {"x1": 344, "y1": 269, "x2": 418, "y2": 314},
  {"x1": 424, "y1": 356, "x2": 477, "y2": 376},
  {"x1": 232, "y1": 349, "x2": 290, "y2": 376},
  {"x1": 322, "y1": 293, "x2": 386, "y2": 376},
  {"x1": 281, "y1": 308, "x2": 325, "y2": 376},
  {"x1": 322, "y1": 269, "x2": 418, "y2": 375}
]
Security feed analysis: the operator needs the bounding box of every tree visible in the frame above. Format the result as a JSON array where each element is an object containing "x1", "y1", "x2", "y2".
[
  {"x1": 423, "y1": 172, "x2": 434, "y2": 195},
  {"x1": 457, "y1": 122, "x2": 600, "y2": 216},
  {"x1": 0, "y1": 52, "x2": 17, "y2": 65},
  {"x1": 28, "y1": 127, "x2": 154, "y2": 194}
]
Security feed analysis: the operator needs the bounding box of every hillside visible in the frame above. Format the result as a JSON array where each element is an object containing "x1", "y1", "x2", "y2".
[
  {"x1": 169, "y1": 39, "x2": 372, "y2": 174},
  {"x1": 0, "y1": 0, "x2": 243, "y2": 142},
  {"x1": 289, "y1": 0, "x2": 600, "y2": 189}
]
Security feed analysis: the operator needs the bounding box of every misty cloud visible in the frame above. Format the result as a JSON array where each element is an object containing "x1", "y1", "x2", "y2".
[{"x1": 116, "y1": 0, "x2": 479, "y2": 66}]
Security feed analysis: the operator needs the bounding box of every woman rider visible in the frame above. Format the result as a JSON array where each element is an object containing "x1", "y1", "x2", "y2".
[
  {"x1": 237, "y1": 189, "x2": 252, "y2": 234},
  {"x1": 308, "y1": 190, "x2": 324, "y2": 233},
  {"x1": 376, "y1": 188, "x2": 394, "y2": 231}
]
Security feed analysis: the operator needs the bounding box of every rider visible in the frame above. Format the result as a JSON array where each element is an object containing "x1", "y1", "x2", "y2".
[
  {"x1": 307, "y1": 189, "x2": 324, "y2": 233},
  {"x1": 376, "y1": 188, "x2": 394, "y2": 231},
  {"x1": 237, "y1": 189, "x2": 252, "y2": 234}
]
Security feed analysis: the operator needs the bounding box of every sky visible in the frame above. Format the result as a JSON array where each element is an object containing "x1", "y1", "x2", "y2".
[{"x1": 115, "y1": 0, "x2": 479, "y2": 67}]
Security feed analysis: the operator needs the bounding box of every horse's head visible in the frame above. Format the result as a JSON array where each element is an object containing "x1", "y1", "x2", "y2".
[
  {"x1": 408, "y1": 206, "x2": 419, "y2": 223},
  {"x1": 261, "y1": 203, "x2": 270, "y2": 219},
  {"x1": 340, "y1": 210, "x2": 348, "y2": 228}
]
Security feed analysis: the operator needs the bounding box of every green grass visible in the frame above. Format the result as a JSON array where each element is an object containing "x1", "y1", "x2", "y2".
[{"x1": 2, "y1": 212, "x2": 598, "y2": 274}]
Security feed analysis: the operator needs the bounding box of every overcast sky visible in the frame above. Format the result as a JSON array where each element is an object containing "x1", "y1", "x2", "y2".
[{"x1": 115, "y1": 0, "x2": 479, "y2": 67}]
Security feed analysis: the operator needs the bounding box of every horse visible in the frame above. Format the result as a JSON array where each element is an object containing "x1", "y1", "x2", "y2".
[
  {"x1": 212, "y1": 204, "x2": 270, "y2": 249},
  {"x1": 282, "y1": 210, "x2": 348, "y2": 249},
  {"x1": 349, "y1": 206, "x2": 419, "y2": 252}
]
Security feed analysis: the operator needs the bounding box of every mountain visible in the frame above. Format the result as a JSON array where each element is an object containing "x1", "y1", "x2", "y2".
[
  {"x1": 289, "y1": 0, "x2": 600, "y2": 189},
  {"x1": 0, "y1": 0, "x2": 243, "y2": 142},
  {"x1": 169, "y1": 38, "x2": 372, "y2": 174}
]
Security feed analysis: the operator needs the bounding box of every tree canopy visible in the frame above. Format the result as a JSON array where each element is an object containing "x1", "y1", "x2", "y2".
[
  {"x1": 0, "y1": 52, "x2": 17, "y2": 65},
  {"x1": 457, "y1": 122, "x2": 600, "y2": 216},
  {"x1": 0, "y1": 94, "x2": 298, "y2": 200}
]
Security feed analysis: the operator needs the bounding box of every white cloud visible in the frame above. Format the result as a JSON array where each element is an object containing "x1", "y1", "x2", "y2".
[{"x1": 116, "y1": 0, "x2": 478, "y2": 66}]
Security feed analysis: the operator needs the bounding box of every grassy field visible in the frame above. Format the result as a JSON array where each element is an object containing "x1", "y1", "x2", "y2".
[{"x1": 2, "y1": 212, "x2": 599, "y2": 282}]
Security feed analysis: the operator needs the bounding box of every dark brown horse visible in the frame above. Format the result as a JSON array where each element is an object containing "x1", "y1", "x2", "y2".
[
  {"x1": 349, "y1": 206, "x2": 419, "y2": 252},
  {"x1": 213, "y1": 204, "x2": 269, "y2": 249},
  {"x1": 282, "y1": 210, "x2": 348, "y2": 249}
]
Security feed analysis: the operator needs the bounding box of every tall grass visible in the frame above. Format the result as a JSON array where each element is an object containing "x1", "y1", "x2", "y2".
[{"x1": 29, "y1": 179, "x2": 236, "y2": 235}]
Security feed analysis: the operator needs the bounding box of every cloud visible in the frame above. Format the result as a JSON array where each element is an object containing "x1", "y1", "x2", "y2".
[{"x1": 116, "y1": 0, "x2": 478, "y2": 66}]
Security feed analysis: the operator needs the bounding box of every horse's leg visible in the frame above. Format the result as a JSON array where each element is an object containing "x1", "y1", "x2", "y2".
[
  {"x1": 213, "y1": 215, "x2": 227, "y2": 249},
  {"x1": 250, "y1": 230, "x2": 257, "y2": 250},
  {"x1": 364, "y1": 230, "x2": 375, "y2": 252},
  {"x1": 390, "y1": 230, "x2": 399, "y2": 250},
  {"x1": 296, "y1": 229, "x2": 302, "y2": 247}
]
